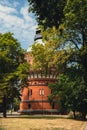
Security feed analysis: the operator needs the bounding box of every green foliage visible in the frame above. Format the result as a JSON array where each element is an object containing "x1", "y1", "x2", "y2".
[
  {"x1": 49, "y1": 71, "x2": 87, "y2": 119},
  {"x1": 64, "y1": 0, "x2": 87, "y2": 31},
  {"x1": 28, "y1": 0, "x2": 87, "y2": 119},
  {"x1": 0, "y1": 32, "x2": 29, "y2": 117},
  {"x1": 13, "y1": 97, "x2": 20, "y2": 111},
  {"x1": 64, "y1": 0, "x2": 87, "y2": 84},
  {"x1": 31, "y1": 43, "x2": 46, "y2": 70},
  {"x1": 28, "y1": 0, "x2": 87, "y2": 75},
  {"x1": 31, "y1": 27, "x2": 70, "y2": 73},
  {"x1": 28, "y1": 0, "x2": 66, "y2": 28},
  {"x1": 0, "y1": 32, "x2": 28, "y2": 92}
]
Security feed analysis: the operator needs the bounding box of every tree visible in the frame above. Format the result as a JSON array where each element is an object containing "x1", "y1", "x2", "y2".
[
  {"x1": 64, "y1": 0, "x2": 87, "y2": 83},
  {"x1": 28, "y1": 0, "x2": 66, "y2": 28},
  {"x1": 28, "y1": 0, "x2": 87, "y2": 119},
  {"x1": 0, "y1": 32, "x2": 29, "y2": 117},
  {"x1": 28, "y1": 0, "x2": 87, "y2": 68},
  {"x1": 28, "y1": 0, "x2": 87, "y2": 75},
  {"x1": 30, "y1": 25, "x2": 87, "y2": 119},
  {"x1": 31, "y1": 43, "x2": 47, "y2": 70},
  {"x1": 42, "y1": 26, "x2": 87, "y2": 119},
  {"x1": 31, "y1": 27, "x2": 69, "y2": 71},
  {"x1": 49, "y1": 70, "x2": 87, "y2": 120},
  {"x1": 13, "y1": 97, "x2": 20, "y2": 111}
]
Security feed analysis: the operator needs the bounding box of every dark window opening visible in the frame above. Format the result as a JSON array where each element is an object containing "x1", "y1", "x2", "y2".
[
  {"x1": 28, "y1": 104, "x2": 31, "y2": 109},
  {"x1": 52, "y1": 102, "x2": 55, "y2": 109}
]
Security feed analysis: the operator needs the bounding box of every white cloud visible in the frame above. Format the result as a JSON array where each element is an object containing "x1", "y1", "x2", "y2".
[
  {"x1": 20, "y1": 4, "x2": 33, "y2": 22},
  {"x1": 0, "y1": 0, "x2": 19, "y2": 8},
  {"x1": 0, "y1": 12, "x2": 23, "y2": 25},
  {"x1": 0, "y1": 4, "x2": 18, "y2": 14},
  {"x1": 0, "y1": 0, "x2": 37, "y2": 49}
]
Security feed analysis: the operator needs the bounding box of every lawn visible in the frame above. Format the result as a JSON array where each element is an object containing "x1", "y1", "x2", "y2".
[{"x1": 0, "y1": 115, "x2": 86, "y2": 130}]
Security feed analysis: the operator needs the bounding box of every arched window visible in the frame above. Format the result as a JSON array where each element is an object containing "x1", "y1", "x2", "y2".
[
  {"x1": 39, "y1": 89, "x2": 42, "y2": 96},
  {"x1": 42, "y1": 89, "x2": 44, "y2": 96}
]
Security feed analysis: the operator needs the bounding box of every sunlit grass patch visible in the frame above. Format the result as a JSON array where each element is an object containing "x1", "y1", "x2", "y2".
[{"x1": 0, "y1": 117, "x2": 86, "y2": 130}]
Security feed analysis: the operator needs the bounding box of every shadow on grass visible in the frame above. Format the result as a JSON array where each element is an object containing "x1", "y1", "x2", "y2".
[
  {"x1": 0, "y1": 113, "x2": 68, "y2": 119},
  {"x1": 6, "y1": 114, "x2": 69, "y2": 119},
  {"x1": 0, "y1": 113, "x2": 87, "y2": 121},
  {"x1": 67, "y1": 116, "x2": 87, "y2": 122}
]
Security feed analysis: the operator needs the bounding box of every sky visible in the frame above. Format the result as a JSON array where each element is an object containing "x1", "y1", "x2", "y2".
[{"x1": 0, "y1": 0, "x2": 37, "y2": 50}]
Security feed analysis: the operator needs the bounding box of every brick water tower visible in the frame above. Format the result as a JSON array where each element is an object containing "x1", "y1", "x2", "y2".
[{"x1": 19, "y1": 28, "x2": 59, "y2": 114}]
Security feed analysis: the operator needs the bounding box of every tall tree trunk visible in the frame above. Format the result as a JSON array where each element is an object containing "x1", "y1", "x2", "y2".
[
  {"x1": 2, "y1": 95, "x2": 7, "y2": 118},
  {"x1": 73, "y1": 110, "x2": 76, "y2": 119}
]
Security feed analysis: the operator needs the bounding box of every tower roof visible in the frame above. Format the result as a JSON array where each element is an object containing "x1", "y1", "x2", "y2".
[
  {"x1": 27, "y1": 28, "x2": 43, "y2": 52},
  {"x1": 34, "y1": 28, "x2": 42, "y2": 41}
]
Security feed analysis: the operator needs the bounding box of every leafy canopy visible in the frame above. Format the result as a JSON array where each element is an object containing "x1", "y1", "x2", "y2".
[
  {"x1": 28, "y1": 0, "x2": 87, "y2": 119},
  {"x1": 0, "y1": 32, "x2": 29, "y2": 102},
  {"x1": 28, "y1": 0, "x2": 66, "y2": 28}
]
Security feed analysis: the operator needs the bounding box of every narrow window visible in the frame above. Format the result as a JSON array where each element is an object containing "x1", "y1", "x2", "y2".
[
  {"x1": 39, "y1": 89, "x2": 42, "y2": 96},
  {"x1": 42, "y1": 89, "x2": 44, "y2": 96},
  {"x1": 28, "y1": 89, "x2": 32, "y2": 97},
  {"x1": 28, "y1": 104, "x2": 31, "y2": 109},
  {"x1": 52, "y1": 102, "x2": 55, "y2": 109}
]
